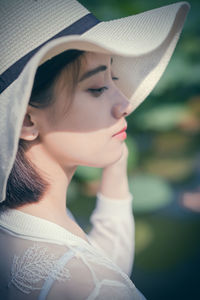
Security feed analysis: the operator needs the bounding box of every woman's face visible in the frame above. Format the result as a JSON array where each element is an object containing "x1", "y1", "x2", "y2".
[{"x1": 35, "y1": 52, "x2": 133, "y2": 169}]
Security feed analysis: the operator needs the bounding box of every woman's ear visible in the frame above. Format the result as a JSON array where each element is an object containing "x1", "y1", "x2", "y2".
[{"x1": 20, "y1": 108, "x2": 39, "y2": 141}]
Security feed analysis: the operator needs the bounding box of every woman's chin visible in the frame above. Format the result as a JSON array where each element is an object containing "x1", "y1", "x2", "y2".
[{"x1": 94, "y1": 149, "x2": 123, "y2": 169}]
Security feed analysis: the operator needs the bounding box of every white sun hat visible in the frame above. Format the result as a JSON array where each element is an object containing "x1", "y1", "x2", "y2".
[{"x1": 0, "y1": 0, "x2": 190, "y2": 203}]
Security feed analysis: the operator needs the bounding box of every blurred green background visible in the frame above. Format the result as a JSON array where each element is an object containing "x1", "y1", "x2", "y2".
[{"x1": 68, "y1": 1, "x2": 200, "y2": 299}]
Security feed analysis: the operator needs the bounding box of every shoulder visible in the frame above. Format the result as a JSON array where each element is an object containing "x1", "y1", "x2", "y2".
[
  {"x1": 0, "y1": 230, "x2": 138, "y2": 300},
  {"x1": 0, "y1": 231, "x2": 75, "y2": 298},
  {"x1": 46, "y1": 246, "x2": 138, "y2": 300}
]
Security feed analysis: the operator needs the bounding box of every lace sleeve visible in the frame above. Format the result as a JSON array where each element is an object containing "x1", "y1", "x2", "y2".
[
  {"x1": 87, "y1": 192, "x2": 135, "y2": 276},
  {"x1": 44, "y1": 246, "x2": 142, "y2": 300},
  {"x1": 0, "y1": 229, "x2": 144, "y2": 300}
]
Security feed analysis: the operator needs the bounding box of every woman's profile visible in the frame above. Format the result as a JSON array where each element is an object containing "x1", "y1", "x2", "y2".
[{"x1": 0, "y1": 0, "x2": 190, "y2": 299}]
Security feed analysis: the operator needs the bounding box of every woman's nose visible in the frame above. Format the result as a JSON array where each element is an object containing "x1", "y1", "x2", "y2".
[{"x1": 111, "y1": 93, "x2": 133, "y2": 119}]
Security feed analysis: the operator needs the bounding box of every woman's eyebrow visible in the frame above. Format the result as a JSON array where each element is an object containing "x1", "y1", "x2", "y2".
[
  {"x1": 78, "y1": 65, "x2": 107, "y2": 82},
  {"x1": 79, "y1": 57, "x2": 113, "y2": 82}
]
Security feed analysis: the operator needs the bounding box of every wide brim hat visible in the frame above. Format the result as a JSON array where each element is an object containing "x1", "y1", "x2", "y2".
[{"x1": 0, "y1": 0, "x2": 190, "y2": 203}]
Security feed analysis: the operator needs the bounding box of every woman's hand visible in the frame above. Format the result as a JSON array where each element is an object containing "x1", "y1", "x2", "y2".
[
  {"x1": 103, "y1": 142, "x2": 128, "y2": 172},
  {"x1": 99, "y1": 142, "x2": 130, "y2": 199}
]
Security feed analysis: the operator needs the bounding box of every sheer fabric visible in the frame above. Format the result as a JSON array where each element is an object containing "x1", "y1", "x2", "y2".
[{"x1": 0, "y1": 193, "x2": 146, "y2": 299}]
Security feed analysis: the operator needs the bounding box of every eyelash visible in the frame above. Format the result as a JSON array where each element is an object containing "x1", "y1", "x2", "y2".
[{"x1": 88, "y1": 76, "x2": 119, "y2": 97}]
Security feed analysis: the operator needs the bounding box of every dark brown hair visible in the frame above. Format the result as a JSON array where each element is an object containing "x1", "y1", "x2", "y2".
[{"x1": 0, "y1": 49, "x2": 85, "y2": 209}]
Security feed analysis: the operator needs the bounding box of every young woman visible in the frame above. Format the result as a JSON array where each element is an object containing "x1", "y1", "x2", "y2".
[{"x1": 0, "y1": 0, "x2": 190, "y2": 299}]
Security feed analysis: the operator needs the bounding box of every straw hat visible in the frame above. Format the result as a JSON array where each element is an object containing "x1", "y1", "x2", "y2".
[{"x1": 0, "y1": 0, "x2": 190, "y2": 202}]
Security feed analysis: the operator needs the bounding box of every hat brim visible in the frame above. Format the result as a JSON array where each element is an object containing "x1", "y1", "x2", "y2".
[{"x1": 0, "y1": 2, "x2": 190, "y2": 202}]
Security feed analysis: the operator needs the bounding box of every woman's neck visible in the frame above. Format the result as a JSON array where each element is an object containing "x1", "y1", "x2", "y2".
[{"x1": 16, "y1": 145, "x2": 89, "y2": 240}]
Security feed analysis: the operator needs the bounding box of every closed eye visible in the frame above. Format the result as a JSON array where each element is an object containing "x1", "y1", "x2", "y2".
[
  {"x1": 87, "y1": 76, "x2": 119, "y2": 98},
  {"x1": 88, "y1": 86, "x2": 108, "y2": 97}
]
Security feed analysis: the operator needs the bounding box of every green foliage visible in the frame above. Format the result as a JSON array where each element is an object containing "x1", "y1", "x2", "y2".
[
  {"x1": 142, "y1": 156, "x2": 195, "y2": 182},
  {"x1": 134, "y1": 104, "x2": 188, "y2": 131},
  {"x1": 75, "y1": 165, "x2": 102, "y2": 181},
  {"x1": 135, "y1": 216, "x2": 200, "y2": 271},
  {"x1": 67, "y1": 180, "x2": 81, "y2": 204},
  {"x1": 152, "y1": 55, "x2": 200, "y2": 96},
  {"x1": 129, "y1": 174, "x2": 173, "y2": 212},
  {"x1": 126, "y1": 136, "x2": 139, "y2": 172}
]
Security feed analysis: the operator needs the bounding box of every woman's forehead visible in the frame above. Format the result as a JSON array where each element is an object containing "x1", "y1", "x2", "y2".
[{"x1": 83, "y1": 52, "x2": 111, "y2": 69}]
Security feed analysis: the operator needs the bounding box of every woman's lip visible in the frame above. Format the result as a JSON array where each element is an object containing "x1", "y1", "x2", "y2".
[
  {"x1": 112, "y1": 126, "x2": 127, "y2": 137},
  {"x1": 113, "y1": 131, "x2": 127, "y2": 140}
]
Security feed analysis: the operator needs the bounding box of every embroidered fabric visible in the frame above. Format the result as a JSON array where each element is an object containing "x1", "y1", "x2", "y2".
[
  {"x1": 0, "y1": 193, "x2": 146, "y2": 300},
  {"x1": 8, "y1": 244, "x2": 72, "y2": 295}
]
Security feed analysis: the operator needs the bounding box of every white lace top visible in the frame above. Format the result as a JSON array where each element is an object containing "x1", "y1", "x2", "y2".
[{"x1": 0, "y1": 193, "x2": 146, "y2": 300}]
